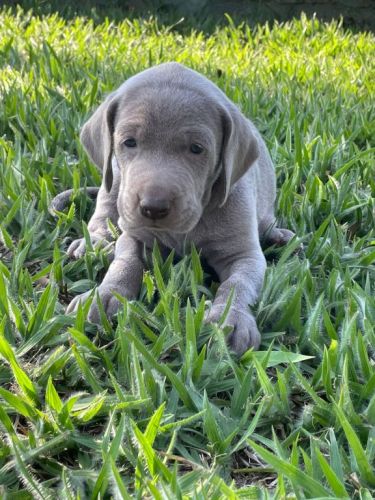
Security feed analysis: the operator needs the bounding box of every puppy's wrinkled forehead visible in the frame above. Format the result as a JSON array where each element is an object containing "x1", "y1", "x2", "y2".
[{"x1": 115, "y1": 83, "x2": 222, "y2": 144}]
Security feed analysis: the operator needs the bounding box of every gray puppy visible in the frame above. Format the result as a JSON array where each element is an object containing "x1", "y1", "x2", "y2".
[{"x1": 65, "y1": 62, "x2": 294, "y2": 354}]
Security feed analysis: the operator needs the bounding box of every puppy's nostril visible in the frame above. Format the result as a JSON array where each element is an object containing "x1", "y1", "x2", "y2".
[{"x1": 140, "y1": 198, "x2": 171, "y2": 220}]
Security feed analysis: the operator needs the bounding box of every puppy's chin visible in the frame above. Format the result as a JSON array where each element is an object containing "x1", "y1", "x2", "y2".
[{"x1": 162, "y1": 216, "x2": 201, "y2": 234}]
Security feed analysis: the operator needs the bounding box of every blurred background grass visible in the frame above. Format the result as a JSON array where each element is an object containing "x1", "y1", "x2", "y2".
[{"x1": 2, "y1": 0, "x2": 375, "y2": 31}]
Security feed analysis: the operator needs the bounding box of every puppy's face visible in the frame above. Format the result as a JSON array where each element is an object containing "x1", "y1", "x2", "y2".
[{"x1": 113, "y1": 87, "x2": 222, "y2": 233}]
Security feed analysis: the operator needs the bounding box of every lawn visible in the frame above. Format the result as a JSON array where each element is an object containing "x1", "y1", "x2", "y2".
[{"x1": 0, "y1": 6, "x2": 374, "y2": 499}]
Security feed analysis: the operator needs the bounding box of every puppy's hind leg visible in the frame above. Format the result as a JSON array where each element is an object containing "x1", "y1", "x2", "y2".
[
  {"x1": 259, "y1": 218, "x2": 295, "y2": 247},
  {"x1": 68, "y1": 161, "x2": 121, "y2": 259}
]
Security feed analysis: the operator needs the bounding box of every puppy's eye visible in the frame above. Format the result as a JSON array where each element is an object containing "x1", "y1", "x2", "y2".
[
  {"x1": 124, "y1": 138, "x2": 137, "y2": 148},
  {"x1": 190, "y1": 143, "x2": 204, "y2": 154}
]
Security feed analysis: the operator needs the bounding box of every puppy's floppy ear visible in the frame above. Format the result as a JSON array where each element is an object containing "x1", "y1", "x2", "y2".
[
  {"x1": 216, "y1": 104, "x2": 259, "y2": 206},
  {"x1": 80, "y1": 93, "x2": 119, "y2": 192}
]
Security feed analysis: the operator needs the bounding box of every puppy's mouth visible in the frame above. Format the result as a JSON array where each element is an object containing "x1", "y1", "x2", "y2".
[{"x1": 122, "y1": 209, "x2": 201, "y2": 234}]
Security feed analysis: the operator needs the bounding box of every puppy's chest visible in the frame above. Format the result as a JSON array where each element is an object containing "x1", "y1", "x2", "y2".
[
  {"x1": 129, "y1": 226, "x2": 205, "y2": 258},
  {"x1": 148, "y1": 231, "x2": 193, "y2": 257}
]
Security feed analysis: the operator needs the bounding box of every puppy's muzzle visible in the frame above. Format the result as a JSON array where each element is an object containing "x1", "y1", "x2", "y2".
[{"x1": 139, "y1": 197, "x2": 171, "y2": 220}]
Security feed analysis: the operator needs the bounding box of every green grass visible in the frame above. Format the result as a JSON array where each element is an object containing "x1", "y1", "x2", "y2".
[{"x1": 0, "y1": 6, "x2": 374, "y2": 498}]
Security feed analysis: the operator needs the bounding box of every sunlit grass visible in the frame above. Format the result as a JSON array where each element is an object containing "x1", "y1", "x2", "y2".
[{"x1": 0, "y1": 7, "x2": 374, "y2": 498}]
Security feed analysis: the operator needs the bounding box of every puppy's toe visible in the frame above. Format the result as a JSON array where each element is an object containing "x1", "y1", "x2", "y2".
[
  {"x1": 67, "y1": 238, "x2": 86, "y2": 259},
  {"x1": 277, "y1": 228, "x2": 295, "y2": 245},
  {"x1": 204, "y1": 305, "x2": 224, "y2": 325},
  {"x1": 86, "y1": 301, "x2": 100, "y2": 324},
  {"x1": 228, "y1": 312, "x2": 261, "y2": 355},
  {"x1": 106, "y1": 295, "x2": 122, "y2": 317},
  {"x1": 66, "y1": 290, "x2": 92, "y2": 314},
  {"x1": 267, "y1": 228, "x2": 295, "y2": 247},
  {"x1": 86, "y1": 288, "x2": 122, "y2": 324},
  {"x1": 205, "y1": 305, "x2": 261, "y2": 355},
  {"x1": 67, "y1": 235, "x2": 113, "y2": 260}
]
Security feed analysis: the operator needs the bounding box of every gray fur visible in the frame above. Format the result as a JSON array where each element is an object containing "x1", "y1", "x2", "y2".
[
  {"x1": 49, "y1": 187, "x2": 99, "y2": 215},
  {"x1": 66, "y1": 62, "x2": 294, "y2": 355}
]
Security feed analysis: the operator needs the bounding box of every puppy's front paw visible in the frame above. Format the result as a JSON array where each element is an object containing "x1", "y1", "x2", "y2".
[
  {"x1": 205, "y1": 305, "x2": 261, "y2": 355},
  {"x1": 66, "y1": 286, "x2": 122, "y2": 323},
  {"x1": 67, "y1": 235, "x2": 113, "y2": 260}
]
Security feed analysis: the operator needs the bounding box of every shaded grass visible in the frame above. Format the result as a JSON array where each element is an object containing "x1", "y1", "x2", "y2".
[{"x1": 0, "y1": 7, "x2": 374, "y2": 498}]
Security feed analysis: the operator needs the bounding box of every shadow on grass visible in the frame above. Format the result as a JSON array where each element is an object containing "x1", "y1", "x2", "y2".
[{"x1": 2, "y1": 0, "x2": 374, "y2": 33}]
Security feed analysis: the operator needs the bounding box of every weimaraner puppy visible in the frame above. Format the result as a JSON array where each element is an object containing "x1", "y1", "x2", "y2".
[{"x1": 65, "y1": 62, "x2": 294, "y2": 354}]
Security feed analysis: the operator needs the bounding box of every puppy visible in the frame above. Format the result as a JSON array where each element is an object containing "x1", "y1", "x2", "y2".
[{"x1": 65, "y1": 62, "x2": 294, "y2": 354}]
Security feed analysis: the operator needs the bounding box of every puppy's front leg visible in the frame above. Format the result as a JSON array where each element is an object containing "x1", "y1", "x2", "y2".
[
  {"x1": 67, "y1": 232, "x2": 144, "y2": 322},
  {"x1": 205, "y1": 246, "x2": 266, "y2": 355}
]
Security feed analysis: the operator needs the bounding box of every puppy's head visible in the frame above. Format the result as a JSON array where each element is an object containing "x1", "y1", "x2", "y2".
[{"x1": 80, "y1": 63, "x2": 259, "y2": 233}]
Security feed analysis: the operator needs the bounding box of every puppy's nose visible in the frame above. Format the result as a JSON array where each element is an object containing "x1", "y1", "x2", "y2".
[{"x1": 140, "y1": 197, "x2": 170, "y2": 220}]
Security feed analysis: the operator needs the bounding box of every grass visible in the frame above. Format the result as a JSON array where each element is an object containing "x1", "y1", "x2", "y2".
[{"x1": 0, "y1": 6, "x2": 374, "y2": 498}]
